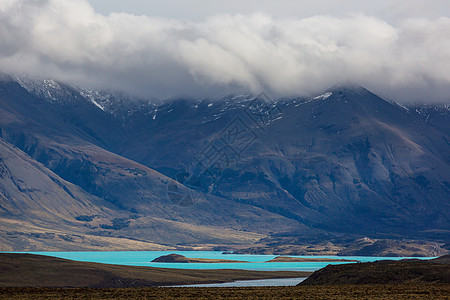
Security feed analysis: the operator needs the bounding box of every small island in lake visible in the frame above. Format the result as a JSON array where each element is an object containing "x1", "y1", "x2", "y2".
[
  {"x1": 151, "y1": 254, "x2": 360, "y2": 263},
  {"x1": 267, "y1": 256, "x2": 360, "y2": 263},
  {"x1": 151, "y1": 253, "x2": 248, "y2": 263}
]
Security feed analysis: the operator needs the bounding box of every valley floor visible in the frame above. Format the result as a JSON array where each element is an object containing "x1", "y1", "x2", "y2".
[{"x1": 1, "y1": 284, "x2": 449, "y2": 300}]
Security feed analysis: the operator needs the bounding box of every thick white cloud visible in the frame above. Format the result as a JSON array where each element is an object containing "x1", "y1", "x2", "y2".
[{"x1": 1, "y1": 0, "x2": 449, "y2": 102}]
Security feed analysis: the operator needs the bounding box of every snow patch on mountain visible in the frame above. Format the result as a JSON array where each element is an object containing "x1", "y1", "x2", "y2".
[
  {"x1": 78, "y1": 89, "x2": 108, "y2": 111},
  {"x1": 15, "y1": 76, "x2": 65, "y2": 103},
  {"x1": 313, "y1": 92, "x2": 332, "y2": 100}
]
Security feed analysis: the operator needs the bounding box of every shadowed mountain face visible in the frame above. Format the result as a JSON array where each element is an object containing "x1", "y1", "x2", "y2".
[
  {"x1": 114, "y1": 87, "x2": 450, "y2": 239},
  {"x1": 0, "y1": 79, "x2": 302, "y2": 250},
  {"x1": 0, "y1": 76, "x2": 448, "y2": 250}
]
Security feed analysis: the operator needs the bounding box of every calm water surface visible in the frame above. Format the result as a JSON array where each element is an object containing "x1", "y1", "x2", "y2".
[
  {"x1": 173, "y1": 277, "x2": 307, "y2": 287},
  {"x1": 17, "y1": 251, "x2": 432, "y2": 272}
]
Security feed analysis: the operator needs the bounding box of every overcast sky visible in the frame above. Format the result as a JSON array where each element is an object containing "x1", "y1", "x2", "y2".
[
  {"x1": 1, "y1": 0, "x2": 449, "y2": 102},
  {"x1": 88, "y1": 0, "x2": 450, "y2": 23}
]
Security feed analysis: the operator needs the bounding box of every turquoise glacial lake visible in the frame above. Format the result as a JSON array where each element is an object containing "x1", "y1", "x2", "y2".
[{"x1": 18, "y1": 251, "x2": 432, "y2": 272}]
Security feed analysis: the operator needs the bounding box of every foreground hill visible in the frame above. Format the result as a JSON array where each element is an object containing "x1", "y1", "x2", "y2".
[{"x1": 300, "y1": 255, "x2": 450, "y2": 285}]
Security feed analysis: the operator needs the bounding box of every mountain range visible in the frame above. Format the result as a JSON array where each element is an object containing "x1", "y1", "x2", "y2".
[{"x1": 0, "y1": 75, "x2": 448, "y2": 254}]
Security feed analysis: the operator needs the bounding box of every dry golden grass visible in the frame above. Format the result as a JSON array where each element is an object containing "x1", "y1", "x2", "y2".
[{"x1": 1, "y1": 284, "x2": 449, "y2": 299}]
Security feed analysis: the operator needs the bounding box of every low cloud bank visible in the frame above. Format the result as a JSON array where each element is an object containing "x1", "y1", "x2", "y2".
[{"x1": 1, "y1": 0, "x2": 449, "y2": 102}]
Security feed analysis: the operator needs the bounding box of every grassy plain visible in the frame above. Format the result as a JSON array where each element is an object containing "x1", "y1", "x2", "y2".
[{"x1": 1, "y1": 284, "x2": 449, "y2": 299}]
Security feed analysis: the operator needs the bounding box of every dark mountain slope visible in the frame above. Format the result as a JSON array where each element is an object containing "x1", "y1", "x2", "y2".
[
  {"x1": 241, "y1": 87, "x2": 450, "y2": 236},
  {"x1": 0, "y1": 78, "x2": 306, "y2": 250},
  {"x1": 0, "y1": 138, "x2": 113, "y2": 225},
  {"x1": 411, "y1": 104, "x2": 450, "y2": 135},
  {"x1": 0, "y1": 137, "x2": 170, "y2": 251},
  {"x1": 0, "y1": 75, "x2": 448, "y2": 251},
  {"x1": 113, "y1": 87, "x2": 450, "y2": 239}
]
